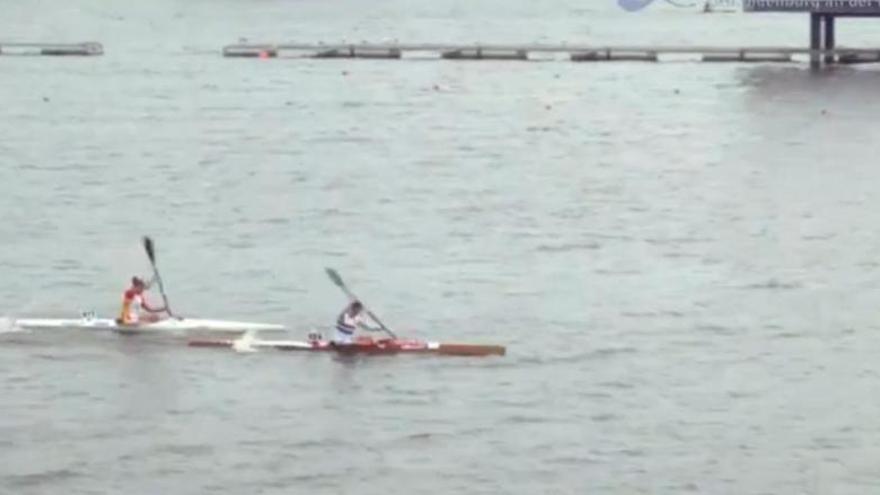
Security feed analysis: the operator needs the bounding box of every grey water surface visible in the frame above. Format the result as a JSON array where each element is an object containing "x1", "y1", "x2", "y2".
[{"x1": 3, "y1": 1, "x2": 880, "y2": 493}]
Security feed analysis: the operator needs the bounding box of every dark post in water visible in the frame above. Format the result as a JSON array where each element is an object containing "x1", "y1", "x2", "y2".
[{"x1": 744, "y1": 0, "x2": 880, "y2": 69}]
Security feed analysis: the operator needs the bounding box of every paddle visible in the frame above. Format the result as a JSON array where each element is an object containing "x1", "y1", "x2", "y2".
[
  {"x1": 325, "y1": 267, "x2": 397, "y2": 339},
  {"x1": 142, "y1": 236, "x2": 175, "y2": 318}
]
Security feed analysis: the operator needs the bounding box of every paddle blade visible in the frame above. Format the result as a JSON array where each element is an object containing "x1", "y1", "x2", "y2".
[
  {"x1": 325, "y1": 267, "x2": 344, "y2": 288},
  {"x1": 143, "y1": 236, "x2": 156, "y2": 264}
]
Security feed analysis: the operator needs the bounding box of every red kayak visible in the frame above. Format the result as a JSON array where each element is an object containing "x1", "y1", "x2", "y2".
[{"x1": 188, "y1": 336, "x2": 506, "y2": 357}]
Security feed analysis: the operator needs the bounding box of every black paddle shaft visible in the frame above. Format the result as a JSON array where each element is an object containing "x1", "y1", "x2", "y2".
[{"x1": 142, "y1": 236, "x2": 174, "y2": 317}]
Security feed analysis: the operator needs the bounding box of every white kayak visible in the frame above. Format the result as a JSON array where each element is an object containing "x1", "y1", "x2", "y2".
[{"x1": 13, "y1": 313, "x2": 285, "y2": 333}]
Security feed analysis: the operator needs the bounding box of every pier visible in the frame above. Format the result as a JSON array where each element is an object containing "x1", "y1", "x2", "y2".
[
  {"x1": 0, "y1": 42, "x2": 103, "y2": 56},
  {"x1": 223, "y1": 3, "x2": 880, "y2": 68},
  {"x1": 223, "y1": 43, "x2": 880, "y2": 65},
  {"x1": 745, "y1": 1, "x2": 880, "y2": 68}
]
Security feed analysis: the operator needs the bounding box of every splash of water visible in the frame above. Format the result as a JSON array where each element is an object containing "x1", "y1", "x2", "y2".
[
  {"x1": 0, "y1": 317, "x2": 23, "y2": 333},
  {"x1": 231, "y1": 330, "x2": 258, "y2": 353}
]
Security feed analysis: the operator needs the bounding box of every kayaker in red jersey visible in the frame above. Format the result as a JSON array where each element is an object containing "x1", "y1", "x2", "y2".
[
  {"x1": 334, "y1": 300, "x2": 380, "y2": 344},
  {"x1": 117, "y1": 276, "x2": 167, "y2": 325}
]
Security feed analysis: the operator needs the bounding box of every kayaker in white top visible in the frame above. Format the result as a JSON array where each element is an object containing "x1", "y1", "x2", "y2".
[{"x1": 334, "y1": 300, "x2": 380, "y2": 344}]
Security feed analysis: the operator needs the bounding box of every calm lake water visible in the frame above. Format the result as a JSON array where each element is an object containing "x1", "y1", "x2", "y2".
[{"x1": 3, "y1": 1, "x2": 880, "y2": 493}]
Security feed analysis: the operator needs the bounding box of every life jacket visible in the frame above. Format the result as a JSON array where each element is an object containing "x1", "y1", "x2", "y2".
[
  {"x1": 335, "y1": 310, "x2": 360, "y2": 335},
  {"x1": 119, "y1": 289, "x2": 143, "y2": 324}
]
